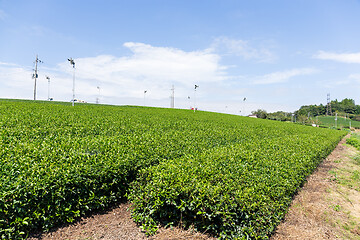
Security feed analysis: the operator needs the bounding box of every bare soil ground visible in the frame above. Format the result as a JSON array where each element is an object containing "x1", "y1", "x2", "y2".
[
  {"x1": 28, "y1": 202, "x2": 214, "y2": 240},
  {"x1": 29, "y1": 134, "x2": 360, "y2": 240},
  {"x1": 272, "y1": 134, "x2": 360, "y2": 240}
]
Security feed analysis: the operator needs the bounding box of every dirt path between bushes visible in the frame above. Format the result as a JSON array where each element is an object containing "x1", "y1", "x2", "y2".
[
  {"x1": 29, "y1": 134, "x2": 360, "y2": 240},
  {"x1": 272, "y1": 134, "x2": 360, "y2": 240}
]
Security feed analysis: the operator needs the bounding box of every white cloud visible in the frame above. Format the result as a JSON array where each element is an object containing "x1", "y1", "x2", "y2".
[
  {"x1": 314, "y1": 51, "x2": 360, "y2": 63},
  {"x1": 210, "y1": 37, "x2": 276, "y2": 63},
  {"x1": 0, "y1": 42, "x2": 312, "y2": 113},
  {"x1": 55, "y1": 42, "x2": 229, "y2": 100},
  {"x1": 0, "y1": 42, "x2": 231, "y2": 104},
  {"x1": 0, "y1": 62, "x2": 19, "y2": 67},
  {"x1": 0, "y1": 66, "x2": 33, "y2": 99},
  {"x1": 253, "y1": 68, "x2": 317, "y2": 85}
]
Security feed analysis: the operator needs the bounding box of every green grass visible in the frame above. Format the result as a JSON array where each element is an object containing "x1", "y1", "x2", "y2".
[
  {"x1": 0, "y1": 99, "x2": 346, "y2": 239},
  {"x1": 330, "y1": 133, "x2": 360, "y2": 191},
  {"x1": 346, "y1": 133, "x2": 360, "y2": 150},
  {"x1": 317, "y1": 116, "x2": 360, "y2": 129}
]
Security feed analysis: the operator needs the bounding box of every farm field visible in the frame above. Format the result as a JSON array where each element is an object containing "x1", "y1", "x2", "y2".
[
  {"x1": 0, "y1": 99, "x2": 346, "y2": 239},
  {"x1": 30, "y1": 133, "x2": 360, "y2": 240},
  {"x1": 317, "y1": 116, "x2": 360, "y2": 129}
]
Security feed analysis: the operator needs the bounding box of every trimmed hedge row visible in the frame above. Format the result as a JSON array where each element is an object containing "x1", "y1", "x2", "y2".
[
  {"x1": 0, "y1": 100, "x2": 345, "y2": 239},
  {"x1": 128, "y1": 120, "x2": 345, "y2": 239},
  {"x1": 0, "y1": 100, "x2": 251, "y2": 238}
]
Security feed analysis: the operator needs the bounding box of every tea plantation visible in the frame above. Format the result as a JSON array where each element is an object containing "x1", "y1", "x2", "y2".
[
  {"x1": 318, "y1": 116, "x2": 360, "y2": 129},
  {"x1": 0, "y1": 99, "x2": 346, "y2": 239}
]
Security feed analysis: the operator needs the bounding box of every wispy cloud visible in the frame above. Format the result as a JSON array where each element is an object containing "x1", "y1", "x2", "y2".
[
  {"x1": 0, "y1": 64, "x2": 34, "y2": 100},
  {"x1": 253, "y1": 68, "x2": 317, "y2": 85},
  {"x1": 0, "y1": 62, "x2": 20, "y2": 67},
  {"x1": 210, "y1": 36, "x2": 276, "y2": 63},
  {"x1": 314, "y1": 51, "x2": 360, "y2": 64}
]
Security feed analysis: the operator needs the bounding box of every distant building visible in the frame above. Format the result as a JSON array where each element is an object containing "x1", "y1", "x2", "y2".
[{"x1": 248, "y1": 115, "x2": 257, "y2": 118}]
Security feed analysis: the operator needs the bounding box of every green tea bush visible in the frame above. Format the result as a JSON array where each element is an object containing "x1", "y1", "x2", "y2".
[
  {"x1": 346, "y1": 133, "x2": 360, "y2": 149},
  {"x1": 129, "y1": 119, "x2": 345, "y2": 239},
  {"x1": 0, "y1": 100, "x2": 264, "y2": 238},
  {"x1": 0, "y1": 100, "x2": 345, "y2": 239}
]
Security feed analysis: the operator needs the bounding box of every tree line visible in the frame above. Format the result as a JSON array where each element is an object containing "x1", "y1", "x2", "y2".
[{"x1": 251, "y1": 98, "x2": 360, "y2": 122}]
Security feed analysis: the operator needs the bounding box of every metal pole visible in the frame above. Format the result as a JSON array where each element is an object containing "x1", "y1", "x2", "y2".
[
  {"x1": 335, "y1": 113, "x2": 337, "y2": 128},
  {"x1": 194, "y1": 85, "x2": 199, "y2": 112},
  {"x1": 241, "y1": 97, "x2": 246, "y2": 116},
  {"x1": 72, "y1": 67, "x2": 75, "y2": 106},
  {"x1": 46, "y1": 76, "x2": 50, "y2": 100},
  {"x1": 171, "y1": 85, "x2": 174, "y2": 108},
  {"x1": 33, "y1": 55, "x2": 38, "y2": 100},
  {"x1": 194, "y1": 89, "x2": 196, "y2": 112},
  {"x1": 96, "y1": 86, "x2": 100, "y2": 104},
  {"x1": 144, "y1": 90, "x2": 147, "y2": 106},
  {"x1": 68, "y1": 58, "x2": 75, "y2": 106}
]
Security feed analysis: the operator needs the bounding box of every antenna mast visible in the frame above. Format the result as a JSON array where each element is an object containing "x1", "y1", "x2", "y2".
[{"x1": 326, "y1": 93, "x2": 332, "y2": 116}]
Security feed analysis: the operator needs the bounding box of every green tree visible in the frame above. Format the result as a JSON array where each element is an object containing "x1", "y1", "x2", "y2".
[
  {"x1": 340, "y1": 98, "x2": 356, "y2": 114},
  {"x1": 251, "y1": 109, "x2": 268, "y2": 119}
]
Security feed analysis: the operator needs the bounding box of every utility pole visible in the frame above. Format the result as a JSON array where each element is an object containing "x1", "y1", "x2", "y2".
[
  {"x1": 96, "y1": 86, "x2": 100, "y2": 104},
  {"x1": 144, "y1": 90, "x2": 147, "y2": 106},
  {"x1": 170, "y1": 85, "x2": 175, "y2": 108},
  {"x1": 68, "y1": 58, "x2": 75, "y2": 106},
  {"x1": 32, "y1": 55, "x2": 42, "y2": 100},
  {"x1": 241, "y1": 97, "x2": 246, "y2": 116},
  {"x1": 46, "y1": 76, "x2": 50, "y2": 100},
  {"x1": 194, "y1": 84, "x2": 199, "y2": 112}
]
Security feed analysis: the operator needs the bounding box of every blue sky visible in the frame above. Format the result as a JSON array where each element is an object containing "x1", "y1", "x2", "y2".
[{"x1": 1, "y1": 0, "x2": 360, "y2": 115}]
